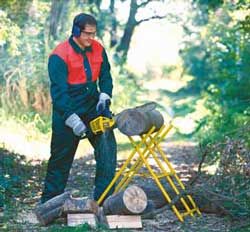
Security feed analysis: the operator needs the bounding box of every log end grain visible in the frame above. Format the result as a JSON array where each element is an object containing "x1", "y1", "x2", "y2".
[
  {"x1": 103, "y1": 185, "x2": 147, "y2": 215},
  {"x1": 123, "y1": 185, "x2": 148, "y2": 214}
]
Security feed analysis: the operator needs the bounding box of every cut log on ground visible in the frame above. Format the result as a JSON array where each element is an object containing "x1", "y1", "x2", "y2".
[
  {"x1": 141, "y1": 184, "x2": 179, "y2": 209},
  {"x1": 115, "y1": 102, "x2": 164, "y2": 136},
  {"x1": 34, "y1": 191, "x2": 71, "y2": 225},
  {"x1": 34, "y1": 192, "x2": 99, "y2": 225},
  {"x1": 140, "y1": 183, "x2": 230, "y2": 218},
  {"x1": 63, "y1": 197, "x2": 99, "y2": 215},
  {"x1": 103, "y1": 185, "x2": 147, "y2": 215}
]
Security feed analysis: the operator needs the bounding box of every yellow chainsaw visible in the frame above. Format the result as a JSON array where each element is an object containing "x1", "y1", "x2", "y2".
[
  {"x1": 89, "y1": 99, "x2": 115, "y2": 135},
  {"x1": 90, "y1": 115, "x2": 115, "y2": 134}
]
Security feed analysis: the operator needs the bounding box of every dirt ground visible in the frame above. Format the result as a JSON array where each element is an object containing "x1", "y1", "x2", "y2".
[{"x1": 9, "y1": 141, "x2": 248, "y2": 232}]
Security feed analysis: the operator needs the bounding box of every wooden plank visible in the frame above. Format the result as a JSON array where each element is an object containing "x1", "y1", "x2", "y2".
[
  {"x1": 106, "y1": 215, "x2": 142, "y2": 229},
  {"x1": 67, "y1": 213, "x2": 97, "y2": 228}
]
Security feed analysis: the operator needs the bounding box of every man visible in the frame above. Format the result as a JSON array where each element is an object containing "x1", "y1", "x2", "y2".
[{"x1": 41, "y1": 13, "x2": 117, "y2": 204}]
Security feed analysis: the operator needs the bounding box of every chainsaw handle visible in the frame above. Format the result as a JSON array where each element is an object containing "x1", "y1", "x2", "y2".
[{"x1": 80, "y1": 128, "x2": 94, "y2": 140}]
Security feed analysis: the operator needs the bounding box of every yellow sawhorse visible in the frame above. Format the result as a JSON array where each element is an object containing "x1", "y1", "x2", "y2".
[{"x1": 97, "y1": 123, "x2": 201, "y2": 222}]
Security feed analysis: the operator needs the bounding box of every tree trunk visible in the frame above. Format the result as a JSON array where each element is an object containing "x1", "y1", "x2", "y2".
[
  {"x1": 109, "y1": 0, "x2": 118, "y2": 48},
  {"x1": 114, "y1": 0, "x2": 167, "y2": 64},
  {"x1": 58, "y1": 1, "x2": 70, "y2": 37},
  {"x1": 103, "y1": 185, "x2": 147, "y2": 215},
  {"x1": 115, "y1": 0, "x2": 137, "y2": 63},
  {"x1": 115, "y1": 102, "x2": 164, "y2": 136},
  {"x1": 48, "y1": 0, "x2": 64, "y2": 41}
]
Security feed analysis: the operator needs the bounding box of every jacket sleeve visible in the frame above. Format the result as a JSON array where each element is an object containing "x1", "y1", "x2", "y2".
[
  {"x1": 48, "y1": 54, "x2": 74, "y2": 120},
  {"x1": 98, "y1": 49, "x2": 113, "y2": 97}
]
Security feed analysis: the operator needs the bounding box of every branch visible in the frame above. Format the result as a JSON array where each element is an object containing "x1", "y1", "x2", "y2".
[
  {"x1": 138, "y1": 0, "x2": 164, "y2": 8},
  {"x1": 189, "y1": 143, "x2": 210, "y2": 186},
  {"x1": 197, "y1": 188, "x2": 249, "y2": 218},
  {"x1": 138, "y1": 0, "x2": 152, "y2": 8},
  {"x1": 136, "y1": 15, "x2": 167, "y2": 25}
]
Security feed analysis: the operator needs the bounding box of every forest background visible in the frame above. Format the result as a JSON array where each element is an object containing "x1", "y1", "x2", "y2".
[{"x1": 0, "y1": 0, "x2": 249, "y2": 231}]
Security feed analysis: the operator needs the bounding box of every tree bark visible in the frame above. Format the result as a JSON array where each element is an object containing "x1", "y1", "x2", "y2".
[
  {"x1": 48, "y1": 0, "x2": 64, "y2": 41},
  {"x1": 140, "y1": 183, "x2": 198, "y2": 214},
  {"x1": 57, "y1": 1, "x2": 70, "y2": 37},
  {"x1": 34, "y1": 191, "x2": 71, "y2": 225},
  {"x1": 115, "y1": 0, "x2": 167, "y2": 64},
  {"x1": 115, "y1": 0, "x2": 137, "y2": 63},
  {"x1": 35, "y1": 192, "x2": 98, "y2": 225},
  {"x1": 140, "y1": 183, "x2": 230, "y2": 217},
  {"x1": 63, "y1": 197, "x2": 99, "y2": 215},
  {"x1": 109, "y1": 0, "x2": 118, "y2": 48},
  {"x1": 115, "y1": 102, "x2": 164, "y2": 136},
  {"x1": 103, "y1": 185, "x2": 147, "y2": 215}
]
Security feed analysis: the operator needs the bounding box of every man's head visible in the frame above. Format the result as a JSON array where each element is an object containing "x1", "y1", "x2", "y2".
[{"x1": 72, "y1": 13, "x2": 97, "y2": 49}]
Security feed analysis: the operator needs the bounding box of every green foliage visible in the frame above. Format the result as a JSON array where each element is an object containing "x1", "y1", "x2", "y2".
[
  {"x1": 180, "y1": 0, "x2": 250, "y2": 145},
  {"x1": 191, "y1": 0, "x2": 224, "y2": 26},
  {"x1": 194, "y1": 0, "x2": 224, "y2": 11},
  {"x1": 0, "y1": 10, "x2": 21, "y2": 56},
  {"x1": 161, "y1": 65, "x2": 178, "y2": 76},
  {"x1": 0, "y1": 1, "x2": 51, "y2": 119},
  {"x1": 201, "y1": 131, "x2": 250, "y2": 219},
  {"x1": 0, "y1": 0, "x2": 145, "y2": 131},
  {"x1": 229, "y1": 226, "x2": 250, "y2": 232},
  {"x1": 112, "y1": 68, "x2": 143, "y2": 112},
  {"x1": 0, "y1": 148, "x2": 46, "y2": 231},
  {"x1": 0, "y1": 149, "x2": 46, "y2": 207},
  {"x1": 0, "y1": 107, "x2": 51, "y2": 136},
  {"x1": 0, "y1": 0, "x2": 30, "y2": 27},
  {"x1": 19, "y1": 112, "x2": 51, "y2": 134}
]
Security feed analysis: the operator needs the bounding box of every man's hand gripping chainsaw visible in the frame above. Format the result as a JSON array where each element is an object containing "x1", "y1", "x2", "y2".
[{"x1": 81, "y1": 99, "x2": 115, "y2": 138}]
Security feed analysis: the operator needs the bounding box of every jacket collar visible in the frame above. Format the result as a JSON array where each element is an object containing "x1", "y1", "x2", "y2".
[{"x1": 69, "y1": 35, "x2": 92, "y2": 54}]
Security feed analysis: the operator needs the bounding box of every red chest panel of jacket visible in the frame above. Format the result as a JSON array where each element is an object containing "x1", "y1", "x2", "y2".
[{"x1": 51, "y1": 39, "x2": 103, "y2": 84}]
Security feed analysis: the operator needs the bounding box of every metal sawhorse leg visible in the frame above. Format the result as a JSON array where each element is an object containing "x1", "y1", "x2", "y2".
[{"x1": 98, "y1": 123, "x2": 201, "y2": 222}]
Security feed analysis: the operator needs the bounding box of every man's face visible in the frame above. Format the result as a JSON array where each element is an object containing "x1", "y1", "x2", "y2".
[{"x1": 76, "y1": 24, "x2": 96, "y2": 48}]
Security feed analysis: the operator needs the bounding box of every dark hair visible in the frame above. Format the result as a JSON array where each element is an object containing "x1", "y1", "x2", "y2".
[{"x1": 73, "y1": 13, "x2": 97, "y2": 31}]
